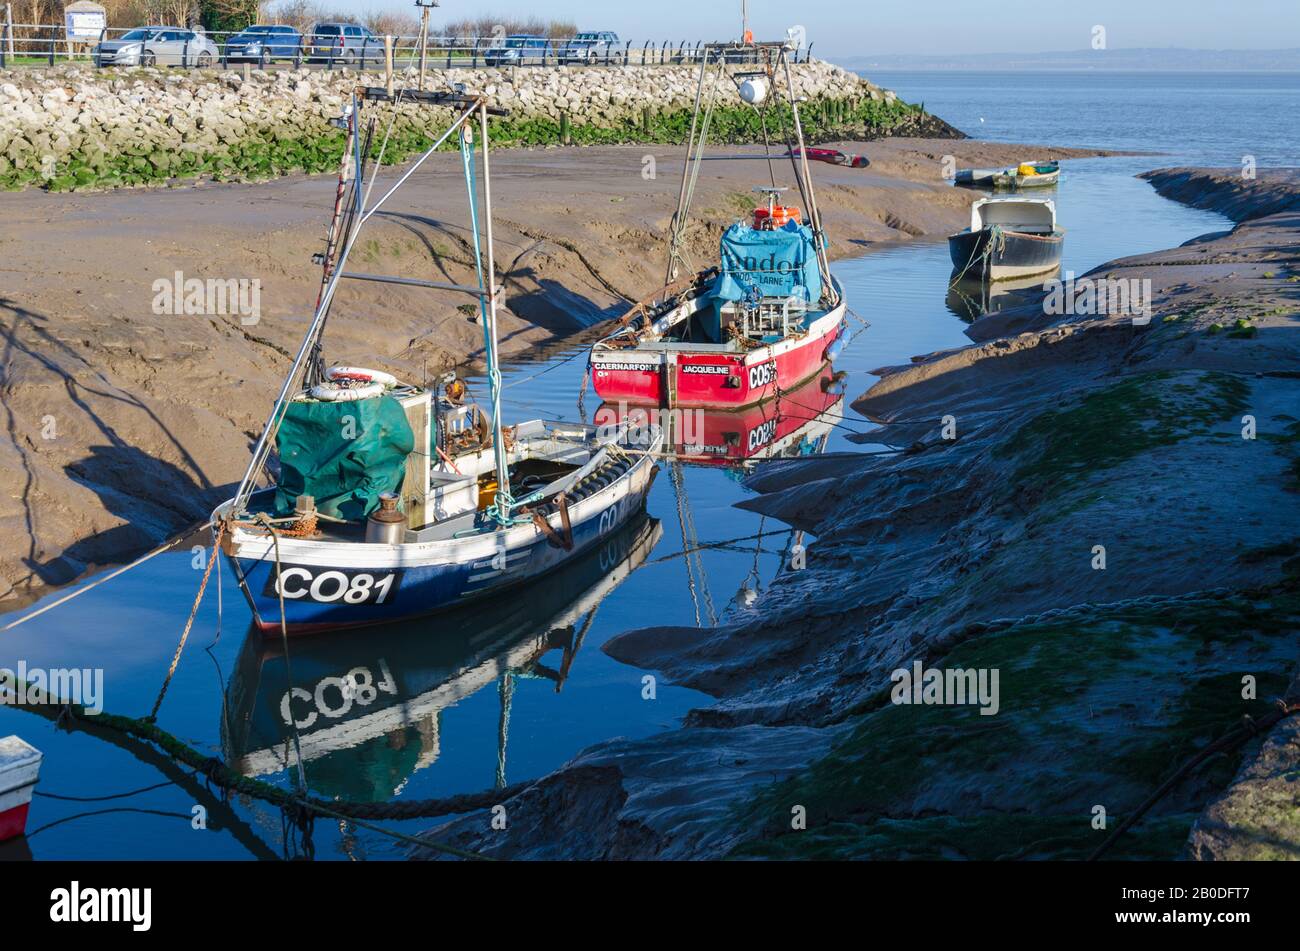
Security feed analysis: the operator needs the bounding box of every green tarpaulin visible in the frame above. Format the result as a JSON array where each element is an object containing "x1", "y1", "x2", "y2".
[{"x1": 273, "y1": 396, "x2": 414, "y2": 521}]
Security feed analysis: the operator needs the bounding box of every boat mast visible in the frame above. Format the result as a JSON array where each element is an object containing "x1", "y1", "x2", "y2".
[
  {"x1": 229, "y1": 91, "x2": 484, "y2": 517},
  {"x1": 779, "y1": 49, "x2": 836, "y2": 301},
  {"x1": 664, "y1": 49, "x2": 716, "y2": 286},
  {"x1": 478, "y1": 102, "x2": 513, "y2": 521},
  {"x1": 661, "y1": 41, "x2": 837, "y2": 306},
  {"x1": 460, "y1": 101, "x2": 513, "y2": 522}
]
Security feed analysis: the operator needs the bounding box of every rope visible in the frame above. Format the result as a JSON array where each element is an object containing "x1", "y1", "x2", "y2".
[
  {"x1": 1087, "y1": 699, "x2": 1300, "y2": 861},
  {"x1": 6, "y1": 681, "x2": 521, "y2": 855},
  {"x1": 145, "y1": 522, "x2": 225, "y2": 723},
  {"x1": 257, "y1": 514, "x2": 308, "y2": 794},
  {"x1": 1, "y1": 522, "x2": 212, "y2": 632},
  {"x1": 35, "y1": 780, "x2": 174, "y2": 802},
  {"x1": 948, "y1": 224, "x2": 1006, "y2": 288}
]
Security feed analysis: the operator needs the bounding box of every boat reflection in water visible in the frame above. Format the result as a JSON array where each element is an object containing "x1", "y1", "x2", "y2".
[
  {"x1": 595, "y1": 363, "x2": 844, "y2": 627},
  {"x1": 593, "y1": 363, "x2": 846, "y2": 471},
  {"x1": 945, "y1": 267, "x2": 1060, "y2": 324},
  {"x1": 222, "y1": 513, "x2": 663, "y2": 800}
]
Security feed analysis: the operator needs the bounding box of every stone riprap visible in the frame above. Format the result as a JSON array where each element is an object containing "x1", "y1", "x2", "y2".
[{"x1": 0, "y1": 59, "x2": 950, "y2": 191}]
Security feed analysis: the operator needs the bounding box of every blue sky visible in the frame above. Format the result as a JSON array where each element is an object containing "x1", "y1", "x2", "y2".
[{"x1": 361, "y1": 0, "x2": 1299, "y2": 57}]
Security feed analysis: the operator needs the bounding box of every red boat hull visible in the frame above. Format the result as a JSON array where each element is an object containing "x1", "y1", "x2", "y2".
[
  {"x1": 0, "y1": 802, "x2": 31, "y2": 841},
  {"x1": 0, "y1": 735, "x2": 40, "y2": 842},
  {"x1": 591, "y1": 305, "x2": 844, "y2": 410},
  {"x1": 595, "y1": 364, "x2": 845, "y2": 466}
]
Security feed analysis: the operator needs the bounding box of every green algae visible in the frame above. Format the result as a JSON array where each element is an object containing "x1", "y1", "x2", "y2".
[
  {"x1": 1, "y1": 95, "x2": 924, "y2": 193},
  {"x1": 728, "y1": 590, "x2": 1300, "y2": 860},
  {"x1": 995, "y1": 371, "x2": 1250, "y2": 500}
]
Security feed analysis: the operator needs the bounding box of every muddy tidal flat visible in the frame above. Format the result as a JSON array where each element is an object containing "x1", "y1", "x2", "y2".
[
  {"x1": 0, "y1": 137, "x2": 1108, "y2": 605},
  {"x1": 420, "y1": 169, "x2": 1300, "y2": 860}
]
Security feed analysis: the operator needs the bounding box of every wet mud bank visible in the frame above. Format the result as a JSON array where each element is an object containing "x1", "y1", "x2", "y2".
[
  {"x1": 0, "y1": 137, "x2": 1102, "y2": 608},
  {"x1": 420, "y1": 169, "x2": 1300, "y2": 860}
]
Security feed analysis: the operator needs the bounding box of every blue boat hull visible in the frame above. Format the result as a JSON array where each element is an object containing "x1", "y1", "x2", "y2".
[{"x1": 228, "y1": 492, "x2": 651, "y2": 635}]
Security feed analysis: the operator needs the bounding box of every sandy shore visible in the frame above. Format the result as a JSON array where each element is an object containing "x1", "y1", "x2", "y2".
[
  {"x1": 419, "y1": 168, "x2": 1300, "y2": 860},
  {"x1": 0, "y1": 137, "x2": 1107, "y2": 605}
]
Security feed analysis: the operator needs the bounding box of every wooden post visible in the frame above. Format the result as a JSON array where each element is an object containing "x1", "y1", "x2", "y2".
[
  {"x1": 383, "y1": 35, "x2": 394, "y2": 96},
  {"x1": 4, "y1": 5, "x2": 13, "y2": 61}
]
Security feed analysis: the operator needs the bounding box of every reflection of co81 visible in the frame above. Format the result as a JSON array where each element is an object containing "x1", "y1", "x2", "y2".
[{"x1": 279, "y1": 660, "x2": 398, "y2": 728}]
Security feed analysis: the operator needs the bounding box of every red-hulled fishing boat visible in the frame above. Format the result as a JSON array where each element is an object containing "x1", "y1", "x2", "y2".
[
  {"x1": 594, "y1": 363, "x2": 846, "y2": 468},
  {"x1": 588, "y1": 40, "x2": 848, "y2": 411}
]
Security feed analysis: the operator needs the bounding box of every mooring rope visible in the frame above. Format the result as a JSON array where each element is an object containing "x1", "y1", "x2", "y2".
[
  {"x1": 146, "y1": 523, "x2": 225, "y2": 723},
  {"x1": 1087, "y1": 698, "x2": 1300, "y2": 861},
  {"x1": 948, "y1": 224, "x2": 1005, "y2": 288},
  {"x1": 1, "y1": 522, "x2": 213, "y2": 633},
  {"x1": 256, "y1": 514, "x2": 309, "y2": 794},
  {"x1": 7, "y1": 685, "x2": 520, "y2": 858}
]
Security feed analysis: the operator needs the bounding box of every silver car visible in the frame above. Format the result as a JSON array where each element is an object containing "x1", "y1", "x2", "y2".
[
  {"x1": 560, "y1": 31, "x2": 623, "y2": 65},
  {"x1": 94, "y1": 27, "x2": 219, "y2": 68}
]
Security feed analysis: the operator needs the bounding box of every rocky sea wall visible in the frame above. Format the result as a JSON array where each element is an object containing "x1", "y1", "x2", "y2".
[{"x1": 0, "y1": 59, "x2": 957, "y2": 192}]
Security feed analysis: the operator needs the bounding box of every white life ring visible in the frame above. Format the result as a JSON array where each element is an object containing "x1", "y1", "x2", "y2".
[
  {"x1": 310, "y1": 380, "x2": 385, "y2": 401},
  {"x1": 326, "y1": 366, "x2": 398, "y2": 387}
]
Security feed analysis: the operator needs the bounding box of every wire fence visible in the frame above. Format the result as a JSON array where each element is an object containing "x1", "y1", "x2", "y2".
[{"x1": 0, "y1": 23, "x2": 814, "y2": 71}]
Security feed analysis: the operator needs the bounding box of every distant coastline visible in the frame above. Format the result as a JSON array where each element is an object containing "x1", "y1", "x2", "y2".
[{"x1": 834, "y1": 47, "x2": 1300, "y2": 72}]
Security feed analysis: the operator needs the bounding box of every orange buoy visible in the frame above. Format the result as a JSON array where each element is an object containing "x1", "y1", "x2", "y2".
[{"x1": 753, "y1": 205, "x2": 802, "y2": 229}]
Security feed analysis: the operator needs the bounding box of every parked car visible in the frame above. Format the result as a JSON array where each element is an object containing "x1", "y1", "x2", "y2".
[
  {"x1": 93, "y1": 26, "x2": 219, "y2": 68},
  {"x1": 482, "y1": 35, "x2": 552, "y2": 67},
  {"x1": 560, "y1": 31, "x2": 622, "y2": 64},
  {"x1": 305, "y1": 22, "x2": 381, "y2": 65},
  {"x1": 223, "y1": 24, "x2": 303, "y2": 64}
]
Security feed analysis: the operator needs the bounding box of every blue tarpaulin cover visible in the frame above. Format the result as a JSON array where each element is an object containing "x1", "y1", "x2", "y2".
[{"x1": 708, "y1": 221, "x2": 822, "y2": 306}]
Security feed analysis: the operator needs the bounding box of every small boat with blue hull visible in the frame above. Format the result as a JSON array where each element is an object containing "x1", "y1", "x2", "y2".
[
  {"x1": 213, "y1": 85, "x2": 661, "y2": 635},
  {"x1": 217, "y1": 415, "x2": 658, "y2": 635},
  {"x1": 948, "y1": 196, "x2": 1064, "y2": 282}
]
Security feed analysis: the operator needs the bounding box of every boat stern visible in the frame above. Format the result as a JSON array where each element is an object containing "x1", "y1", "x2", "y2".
[{"x1": 590, "y1": 350, "x2": 666, "y2": 404}]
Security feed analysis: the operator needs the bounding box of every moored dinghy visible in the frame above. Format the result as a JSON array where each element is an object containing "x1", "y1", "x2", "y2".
[
  {"x1": 955, "y1": 159, "x2": 1060, "y2": 190},
  {"x1": 948, "y1": 196, "x2": 1064, "y2": 282},
  {"x1": 213, "y1": 86, "x2": 660, "y2": 635}
]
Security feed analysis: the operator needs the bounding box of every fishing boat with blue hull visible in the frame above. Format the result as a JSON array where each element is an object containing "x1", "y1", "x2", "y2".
[
  {"x1": 213, "y1": 85, "x2": 660, "y2": 635},
  {"x1": 223, "y1": 513, "x2": 663, "y2": 790},
  {"x1": 948, "y1": 196, "x2": 1064, "y2": 282}
]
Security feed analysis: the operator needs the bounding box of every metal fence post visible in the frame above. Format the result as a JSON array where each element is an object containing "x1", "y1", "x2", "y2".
[{"x1": 2, "y1": 4, "x2": 12, "y2": 65}]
